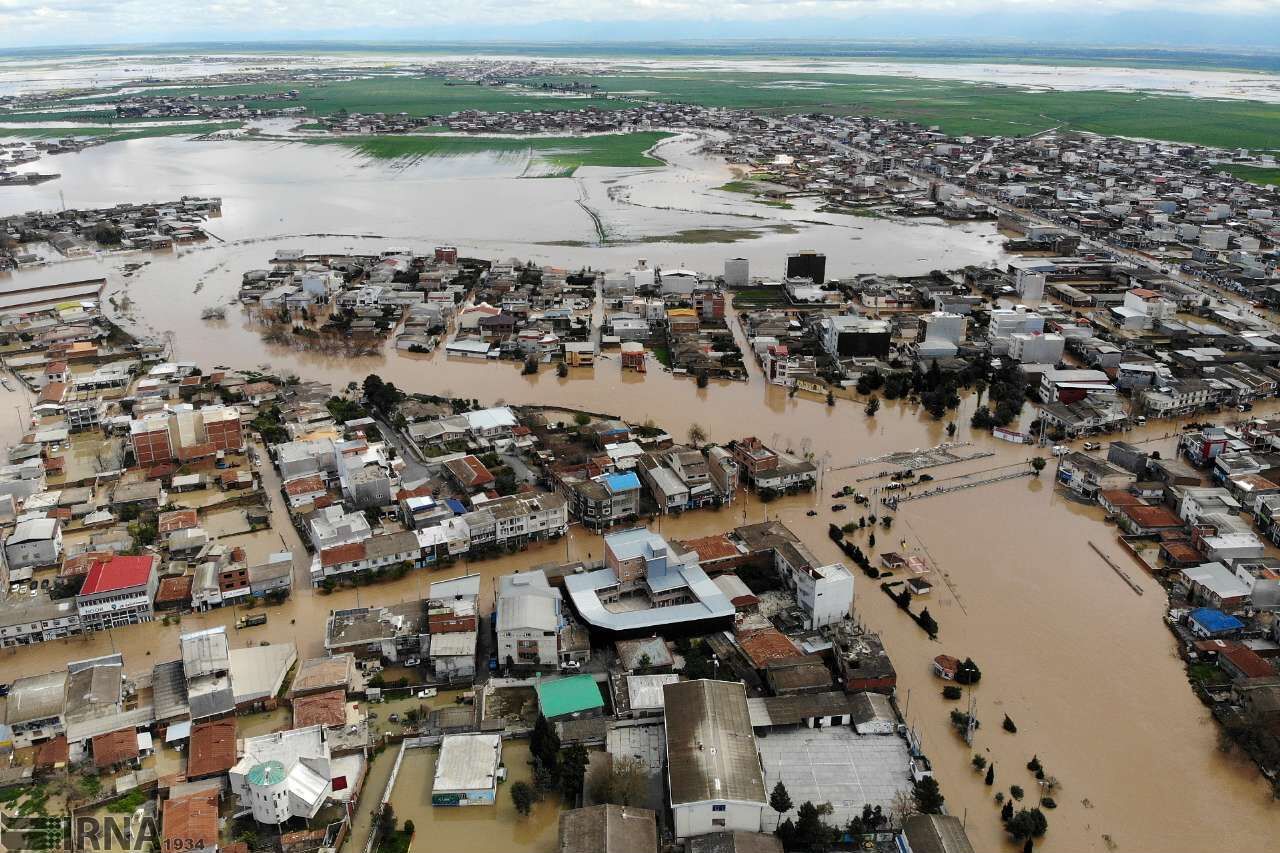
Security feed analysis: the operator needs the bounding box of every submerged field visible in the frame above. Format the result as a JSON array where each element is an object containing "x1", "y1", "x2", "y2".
[
  {"x1": 536, "y1": 70, "x2": 1280, "y2": 149},
  {"x1": 0, "y1": 121, "x2": 242, "y2": 141},
  {"x1": 7, "y1": 76, "x2": 626, "y2": 121},
  {"x1": 301, "y1": 130, "x2": 674, "y2": 175}
]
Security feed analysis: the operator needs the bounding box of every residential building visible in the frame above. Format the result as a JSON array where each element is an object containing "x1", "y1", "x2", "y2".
[
  {"x1": 4, "y1": 518, "x2": 63, "y2": 570},
  {"x1": 496, "y1": 570, "x2": 564, "y2": 670}
]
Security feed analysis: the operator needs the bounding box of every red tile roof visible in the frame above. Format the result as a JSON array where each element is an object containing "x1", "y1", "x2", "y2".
[
  {"x1": 291, "y1": 689, "x2": 348, "y2": 729},
  {"x1": 1120, "y1": 504, "x2": 1184, "y2": 530},
  {"x1": 92, "y1": 729, "x2": 140, "y2": 768},
  {"x1": 35, "y1": 735, "x2": 68, "y2": 769},
  {"x1": 156, "y1": 575, "x2": 194, "y2": 605},
  {"x1": 736, "y1": 627, "x2": 803, "y2": 669},
  {"x1": 186, "y1": 719, "x2": 237, "y2": 779},
  {"x1": 158, "y1": 509, "x2": 199, "y2": 534},
  {"x1": 1221, "y1": 644, "x2": 1276, "y2": 680},
  {"x1": 80, "y1": 555, "x2": 156, "y2": 596},
  {"x1": 321, "y1": 542, "x2": 366, "y2": 568},
  {"x1": 285, "y1": 474, "x2": 326, "y2": 496},
  {"x1": 680, "y1": 534, "x2": 740, "y2": 563},
  {"x1": 163, "y1": 789, "x2": 219, "y2": 852}
]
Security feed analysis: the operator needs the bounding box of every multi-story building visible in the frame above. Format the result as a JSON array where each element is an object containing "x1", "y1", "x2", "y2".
[
  {"x1": 129, "y1": 405, "x2": 243, "y2": 465},
  {"x1": 0, "y1": 595, "x2": 81, "y2": 648},
  {"x1": 771, "y1": 540, "x2": 855, "y2": 628},
  {"x1": 495, "y1": 570, "x2": 564, "y2": 671},
  {"x1": 75, "y1": 554, "x2": 159, "y2": 631}
]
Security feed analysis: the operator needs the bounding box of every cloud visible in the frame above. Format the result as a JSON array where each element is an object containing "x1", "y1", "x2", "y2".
[{"x1": 2, "y1": 0, "x2": 1280, "y2": 47}]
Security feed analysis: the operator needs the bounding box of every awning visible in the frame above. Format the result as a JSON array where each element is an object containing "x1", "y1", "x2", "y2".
[{"x1": 165, "y1": 721, "x2": 192, "y2": 743}]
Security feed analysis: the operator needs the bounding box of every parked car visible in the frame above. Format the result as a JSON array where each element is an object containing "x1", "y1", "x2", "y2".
[
  {"x1": 561, "y1": 660, "x2": 582, "y2": 671},
  {"x1": 417, "y1": 688, "x2": 437, "y2": 699},
  {"x1": 1083, "y1": 442, "x2": 1100, "y2": 451},
  {"x1": 831, "y1": 503, "x2": 847, "y2": 512},
  {"x1": 388, "y1": 713, "x2": 400, "y2": 723},
  {"x1": 1052, "y1": 445, "x2": 1069, "y2": 456},
  {"x1": 403, "y1": 657, "x2": 421, "y2": 667}
]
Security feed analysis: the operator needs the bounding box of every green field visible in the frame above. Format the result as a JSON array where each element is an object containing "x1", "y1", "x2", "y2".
[
  {"x1": 302, "y1": 130, "x2": 673, "y2": 175},
  {"x1": 536, "y1": 71, "x2": 1280, "y2": 150},
  {"x1": 1216, "y1": 164, "x2": 1280, "y2": 185},
  {"x1": 18, "y1": 76, "x2": 630, "y2": 121}
]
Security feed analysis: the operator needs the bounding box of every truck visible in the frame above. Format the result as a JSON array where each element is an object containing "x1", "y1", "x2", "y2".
[{"x1": 237, "y1": 613, "x2": 267, "y2": 629}]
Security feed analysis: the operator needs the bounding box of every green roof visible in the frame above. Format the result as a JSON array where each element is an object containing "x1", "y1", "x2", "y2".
[
  {"x1": 536, "y1": 674, "x2": 604, "y2": 719},
  {"x1": 247, "y1": 760, "x2": 286, "y2": 786}
]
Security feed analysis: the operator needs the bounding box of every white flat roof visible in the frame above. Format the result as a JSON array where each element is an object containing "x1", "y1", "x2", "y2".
[{"x1": 433, "y1": 734, "x2": 501, "y2": 794}]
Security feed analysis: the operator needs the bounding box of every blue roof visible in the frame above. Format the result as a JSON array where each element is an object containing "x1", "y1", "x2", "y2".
[
  {"x1": 445, "y1": 498, "x2": 468, "y2": 515},
  {"x1": 601, "y1": 472, "x2": 640, "y2": 493},
  {"x1": 1189, "y1": 608, "x2": 1244, "y2": 633}
]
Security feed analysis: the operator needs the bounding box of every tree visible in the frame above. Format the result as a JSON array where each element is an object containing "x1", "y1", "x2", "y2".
[
  {"x1": 911, "y1": 776, "x2": 945, "y2": 814},
  {"x1": 556, "y1": 362, "x2": 569, "y2": 378},
  {"x1": 530, "y1": 714, "x2": 560, "y2": 775},
  {"x1": 826, "y1": 390, "x2": 835, "y2": 406},
  {"x1": 377, "y1": 804, "x2": 396, "y2": 837},
  {"x1": 985, "y1": 763, "x2": 996, "y2": 785},
  {"x1": 523, "y1": 356, "x2": 539, "y2": 375},
  {"x1": 946, "y1": 420, "x2": 957, "y2": 437},
  {"x1": 573, "y1": 412, "x2": 591, "y2": 427},
  {"x1": 687, "y1": 423, "x2": 707, "y2": 446},
  {"x1": 1010, "y1": 785, "x2": 1025, "y2": 801},
  {"x1": 696, "y1": 369, "x2": 710, "y2": 389},
  {"x1": 792, "y1": 801, "x2": 837, "y2": 853},
  {"x1": 1001, "y1": 800, "x2": 1015, "y2": 822},
  {"x1": 510, "y1": 781, "x2": 537, "y2": 816},
  {"x1": 1030, "y1": 456, "x2": 1046, "y2": 476},
  {"x1": 971, "y1": 754, "x2": 987, "y2": 771},
  {"x1": 865, "y1": 396, "x2": 880, "y2": 417},
  {"x1": 770, "y1": 781, "x2": 794, "y2": 816},
  {"x1": 637, "y1": 653, "x2": 652, "y2": 670},
  {"x1": 1005, "y1": 808, "x2": 1048, "y2": 841},
  {"x1": 1003, "y1": 714, "x2": 1018, "y2": 733},
  {"x1": 559, "y1": 744, "x2": 589, "y2": 805},
  {"x1": 403, "y1": 820, "x2": 415, "y2": 836},
  {"x1": 954, "y1": 657, "x2": 982, "y2": 685}
]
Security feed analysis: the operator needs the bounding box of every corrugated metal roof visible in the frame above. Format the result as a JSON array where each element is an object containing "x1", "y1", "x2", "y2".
[{"x1": 663, "y1": 680, "x2": 765, "y2": 806}]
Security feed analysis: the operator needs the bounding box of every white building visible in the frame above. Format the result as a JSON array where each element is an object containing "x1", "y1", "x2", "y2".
[
  {"x1": 4, "y1": 518, "x2": 63, "y2": 570},
  {"x1": 772, "y1": 541, "x2": 854, "y2": 629},
  {"x1": 495, "y1": 571, "x2": 563, "y2": 670},
  {"x1": 988, "y1": 307, "x2": 1044, "y2": 340},
  {"x1": 1008, "y1": 332, "x2": 1065, "y2": 365},
  {"x1": 664, "y1": 679, "x2": 766, "y2": 839},
  {"x1": 432, "y1": 734, "x2": 502, "y2": 806},
  {"x1": 919, "y1": 312, "x2": 967, "y2": 346},
  {"x1": 724, "y1": 258, "x2": 750, "y2": 288},
  {"x1": 229, "y1": 726, "x2": 335, "y2": 824}
]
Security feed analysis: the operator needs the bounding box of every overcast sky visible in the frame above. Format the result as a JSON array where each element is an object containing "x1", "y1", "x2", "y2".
[{"x1": 3, "y1": 0, "x2": 1280, "y2": 49}]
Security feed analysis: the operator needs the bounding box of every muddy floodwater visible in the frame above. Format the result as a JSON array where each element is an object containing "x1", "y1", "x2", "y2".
[
  {"x1": 388, "y1": 741, "x2": 560, "y2": 853},
  {"x1": 1, "y1": 133, "x2": 1277, "y2": 851}
]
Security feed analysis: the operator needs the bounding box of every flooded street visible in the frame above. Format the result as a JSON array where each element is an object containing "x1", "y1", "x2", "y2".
[{"x1": 1, "y1": 131, "x2": 1277, "y2": 851}]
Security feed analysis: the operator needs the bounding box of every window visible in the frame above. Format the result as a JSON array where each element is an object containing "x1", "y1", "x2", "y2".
[
  {"x1": 712, "y1": 805, "x2": 727, "y2": 812},
  {"x1": 712, "y1": 819, "x2": 726, "y2": 827}
]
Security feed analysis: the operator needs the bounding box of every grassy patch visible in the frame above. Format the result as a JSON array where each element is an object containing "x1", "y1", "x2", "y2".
[
  {"x1": 633, "y1": 225, "x2": 797, "y2": 244},
  {"x1": 1189, "y1": 662, "x2": 1231, "y2": 687},
  {"x1": 302, "y1": 131, "x2": 672, "y2": 174},
  {"x1": 1215, "y1": 164, "x2": 1280, "y2": 185},
  {"x1": 650, "y1": 343, "x2": 672, "y2": 367},
  {"x1": 534, "y1": 70, "x2": 1280, "y2": 149},
  {"x1": 732, "y1": 287, "x2": 787, "y2": 307}
]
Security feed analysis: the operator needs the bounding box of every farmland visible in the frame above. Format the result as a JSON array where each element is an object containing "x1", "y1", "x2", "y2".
[
  {"x1": 301, "y1": 130, "x2": 674, "y2": 175},
  {"x1": 535, "y1": 70, "x2": 1280, "y2": 150}
]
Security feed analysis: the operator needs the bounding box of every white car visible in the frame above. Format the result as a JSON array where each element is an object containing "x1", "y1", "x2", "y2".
[
  {"x1": 1083, "y1": 442, "x2": 1100, "y2": 451},
  {"x1": 1051, "y1": 445, "x2": 1069, "y2": 457},
  {"x1": 417, "y1": 688, "x2": 437, "y2": 699},
  {"x1": 560, "y1": 660, "x2": 582, "y2": 671}
]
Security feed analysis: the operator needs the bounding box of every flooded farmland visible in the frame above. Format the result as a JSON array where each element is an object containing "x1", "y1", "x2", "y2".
[{"x1": 0, "y1": 128, "x2": 1277, "y2": 852}]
